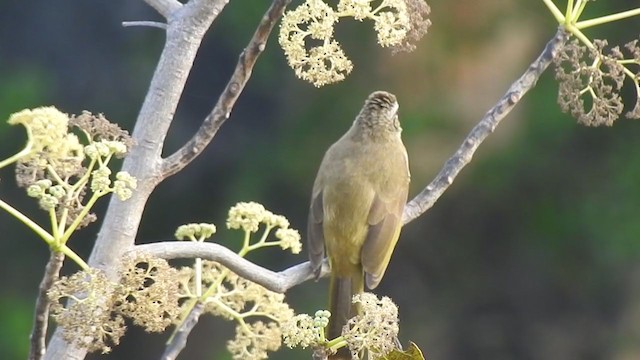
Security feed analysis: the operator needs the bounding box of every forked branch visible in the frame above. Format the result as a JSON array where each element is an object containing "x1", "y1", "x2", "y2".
[{"x1": 160, "y1": 0, "x2": 293, "y2": 178}]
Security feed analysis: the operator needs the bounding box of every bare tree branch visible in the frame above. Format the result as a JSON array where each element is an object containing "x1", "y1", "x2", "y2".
[
  {"x1": 128, "y1": 242, "x2": 329, "y2": 293},
  {"x1": 161, "y1": 302, "x2": 205, "y2": 360},
  {"x1": 122, "y1": 21, "x2": 168, "y2": 30},
  {"x1": 44, "y1": 1, "x2": 230, "y2": 359},
  {"x1": 29, "y1": 252, "x2": 64, "y2": 360},
  {"x1": 402, "y1": 27, "x2": 569, "y2": 225},
  {"x1": 143, "y1": 0, "x2": 182, "y2": 18},
  {"x1": 160, "y1": 0, "x2": 293, "y2": 178}
]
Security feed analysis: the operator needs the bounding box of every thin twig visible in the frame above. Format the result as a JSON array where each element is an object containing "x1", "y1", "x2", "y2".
[
  {"x1": 122, "y1": 21, "x2": 168, "y2": 30},
  {"x1": 402, "y1": 27, "x2": 570, "y2": 225},
  {"x1": 29, "y1": 251, "x2": 65, "y2": 360},
  {"x1": 128, "y1": 242, "x2": 329, "y2": 293},
  {"x1": 160, "y1": 0, "x2": 293, "y2": 178},
  {"x1": 161, "y1": 302, "x2": 205, "y2": 360}
]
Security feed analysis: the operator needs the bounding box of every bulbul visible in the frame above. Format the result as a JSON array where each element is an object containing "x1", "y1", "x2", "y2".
[{"x1": 307, "y1": 91, "x2": 410, "y2": 359}]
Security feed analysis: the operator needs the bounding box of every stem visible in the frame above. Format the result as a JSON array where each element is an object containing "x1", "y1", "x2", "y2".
[
  {"x1": 576, "y1": 8, "x2": 640, "y2": 29},
  {"x1": 57, "y1": 208, "x2": 68, "y2": 236},
  {"x1": 58, "y1": 245, "x2": 89, "y2": 270},
  {"x1": 194, "y1": 258, "x2": 202, "y2": 296},
  {"x1": 257, "y1": 225, "x2": 273, "y2": 245},
  {"x1": 564, "y1": 24, "x2": 593, "y2": 48},
  {"x1": 571, "y1": 0, "x2": 588, "y2": 21},
  {"x1": 325, "y1": 336, "x2": 347, "y2": 353},
  {"x1": 28, "y1": 251, "x2": 65, "y2": 360},
  {"x1": 565, "y1": 0, "x2": 574, "y2": 20},
  {"x1": 242, "y1": 229, "x2": 251, "y2": 250},
  {"x1": 59, "y1": 190, "x2": 105, "y2": 244},
  {"x1": 45, "y1": 165, "x2": 66, "y2": 188},
  {"x1": 0, "y1": 140, "x2": 33, "y2": 170},
  {"x1": 618, "y1": 59, "x2": 638, "y2": 65},
  {"x1": 49, "y1": 208, "x2": 60, "y2": 241},
  {"x1": 0, "y1": 198, "x2": 54, "y2": 244},
  {"x1": 69, "y1": 157, "x2": 97, "y2": 194}
]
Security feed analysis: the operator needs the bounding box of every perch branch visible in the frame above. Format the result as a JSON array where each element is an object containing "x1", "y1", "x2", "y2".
[
  {"x1": 29, "y1": 252, "x2": 64, "y2": 360},
  {"x1": 128, "y1": 242, "x2": 329, "y2": 293},
  {"x1": 160, "y1": 0, "x2": 293, "y2": 178},
  {"x1": 402, "y1": 27, "x2": 569, "y2": 225}
]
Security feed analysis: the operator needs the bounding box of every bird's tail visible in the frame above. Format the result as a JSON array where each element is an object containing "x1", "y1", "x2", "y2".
[{"x1": 328, "y1": 273, "x2": 364, "y2": 359}]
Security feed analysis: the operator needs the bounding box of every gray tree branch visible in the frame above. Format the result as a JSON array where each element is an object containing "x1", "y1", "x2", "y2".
[
  {"x1": 29, "y1": 252, "x2": 64, "y2": 360},
  {"x1": 44, "y1": 1, "x2": 230, "y2": 359},
  {"x1": 161, "y1": 302, "x2": 205, "y2": 360},
  {"x1": 128, "y1": 242, "x2": 329, "y2": 293},
  {"x1": 402, "y1": 27, "x2": 569, "y2": 225},
  {"x1": 160, "y1": 0, "x2": 293, "y2": 178}
]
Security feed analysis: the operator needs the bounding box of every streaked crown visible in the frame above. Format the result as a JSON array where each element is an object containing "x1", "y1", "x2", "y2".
[{"x1": 355, "y1": 91, "x2": 401, "y2": 133}]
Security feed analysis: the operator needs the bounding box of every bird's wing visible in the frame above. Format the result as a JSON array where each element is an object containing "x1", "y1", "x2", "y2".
[
  {"x1": 307, "y1": 188, "x2": 325, "y2": 278},
  {"x1": 361, "y1": 186, "x2": 408, "y2": 289}
]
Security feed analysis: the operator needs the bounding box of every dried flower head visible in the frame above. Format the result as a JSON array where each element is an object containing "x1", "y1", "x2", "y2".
[
  {"x1": 343, "y1": 293, "x2": 400, "y2": 359},
  {"x1": 6, "y1": 108, "x2": 134, "y2": 229},
  {"x1": 391, "y1": 0, "x2": 431, "y2": 54},
  {"x1": 116, "y1": 257, "x2": 181, "y2": 333},
  {"x1": 227, "y1": 321, "x2": 282, "y2": 360},
  {"x1": 177, "y1": 260, "x2": 294, "y2": 359},
  {"x1": 48, "y1": 268, "x2": 125, "y2": 354},
  {"x1": 279, "y1": 0, "x2": 430, "y2": 86},
  {"x1": 555, "y1": 39, "x2": 626, "y2": 126},
  {"x1": 622, "y1": 38, "x2": 640, "y2": 119},
  {"x1": 70, "y1": 111, "x2": 134, "y2": 153},
  {"x1": 187, "y1": 261, "x2": 294, "y2": 322}
]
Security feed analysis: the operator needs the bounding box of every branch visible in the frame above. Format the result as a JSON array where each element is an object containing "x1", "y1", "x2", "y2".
[
  {"x1": 160, "y1": 0, "x2": 293, "y2": 178},
  {"x1": 128, "y1": 242, "x2": 329, "y2": 293},
  {"x1": 401, "y1": 27, "x2": 569, "y2": 225},
  {"x1": 143, "y1": 0, "x2": 182, "y2": 18},
  {"x1": 29, "y1": 251, "x2": 64, "y2": 360},
  {"x1": 161, "y1": 302, "x2": 205, "y2": 360},
  {"x1": 122, "y1": 21, "x2": 168, "y2": 30},
  {"x1": 44, "y1": 1, "x2": 230, "y2": 359}
]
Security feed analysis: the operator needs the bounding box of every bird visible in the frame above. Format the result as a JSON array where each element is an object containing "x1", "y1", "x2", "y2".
[{"x1": 307, "y1": 90, "x2": 410, "y2": 359}]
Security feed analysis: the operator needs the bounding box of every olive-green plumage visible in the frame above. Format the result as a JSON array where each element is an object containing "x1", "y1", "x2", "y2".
[{"x1": 307, "y1": 91, "x2": 410, "y2": 359}]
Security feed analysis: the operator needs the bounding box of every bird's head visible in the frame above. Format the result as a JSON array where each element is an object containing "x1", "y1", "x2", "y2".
[{"x1": 355, "y1": 91, "x2": 401, "y2": 133}]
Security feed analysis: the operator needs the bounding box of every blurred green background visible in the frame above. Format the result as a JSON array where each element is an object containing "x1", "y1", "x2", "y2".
[{"x1": 2, "y1": 0, "x2": 640, "y2": 359}]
